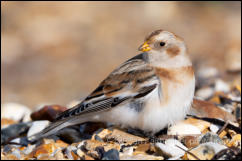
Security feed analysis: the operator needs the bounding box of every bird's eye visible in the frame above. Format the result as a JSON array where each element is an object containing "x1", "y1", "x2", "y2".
[{"x1": 160, "y1": 42, "x2": 166, "y2": 46}]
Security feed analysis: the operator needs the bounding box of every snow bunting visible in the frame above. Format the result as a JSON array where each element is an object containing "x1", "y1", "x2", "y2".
[{"x1": 29, "y1": 29, "x2": 195, "y2": 141}]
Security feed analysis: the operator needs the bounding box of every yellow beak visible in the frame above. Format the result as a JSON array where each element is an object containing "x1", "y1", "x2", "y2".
[{"x1": 138, "y1": 41, "x2": 151, "y2": 52}]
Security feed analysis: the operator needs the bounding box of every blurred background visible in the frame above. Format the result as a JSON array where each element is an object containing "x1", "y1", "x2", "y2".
[{"x1": 1, "y1": 1, "x2": 241, "y2": 109}]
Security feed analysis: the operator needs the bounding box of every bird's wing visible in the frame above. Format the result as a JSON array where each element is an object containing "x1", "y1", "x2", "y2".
[
  {"x1": 28, "y1": 53, "x2": 162, "y2": 142},
  {"x1": 56, "y1": 53, "x2": 161, "y2": 121}
]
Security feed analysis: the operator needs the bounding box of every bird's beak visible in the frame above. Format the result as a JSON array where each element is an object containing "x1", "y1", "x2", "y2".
[{"x1": 138, "y1": 41, "x2": 151, "y2": 52}]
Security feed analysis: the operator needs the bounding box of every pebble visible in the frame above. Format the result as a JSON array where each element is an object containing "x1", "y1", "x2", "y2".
[
  {"x1": 79, "y1": 122, "x2": 107, "y2": 139},
  {"x1": 184, "y1": 118, "x2": 211, "y2": 133},
  {"x1": 209, "y1": 124, "x2": 220, "y2": 133},
  {"x1": 199, "y1": 132, "x2": 224, "y2": 145},
  {"x1": 93, "y1": 128, "x2": 112, "y2": 141},
  {"x1": 21, "y1": 144, "x2": 36, "y2": 155},
  {"x1": 168, "y1": 122, "x2": 201, "y2": 135},
  {"x1": 3, "y1": 144, "x2": 13, "y2": 153},
  {"x1": 225, "y1": 45, "x2": 241, "y2": 72},
  {"x1": 54, "y1": 149, "x2": 66, "y2": 160},
  {"x1": 76, "y1": 148, "x2": 86, "y2": 159},
  {"x1": 215, "y1": 79, "x2": 230, "y2": 93},
  {"x1": 11, "y1": 148, "x2": 22, "y2": 160},
  {"x1": 197, "y1": 66, "x2": 219, "y2": 80},
  {"x1": 84, "y1": 140, "x2": 120, "y2": 153},
  {"x1": 27, "y1": 120, "x2": 50, "y2": 137},
  {"x1": 186, "y1": 142, "x2": 227, "y2": 160},
  {"x1": 106, "y1": 129, "x2": 145, "y2": 145},
  {"x1": 227, "y1": 134, "x2": 241, "y2": 147},
  {"x1": 86, "y1": 146, "x2": 104, "y2": 159},
  {"x1": 212, "y1": 147, "x2": 241, "y2": 160},
  {"x1": 30, "y1": 142, "x2": 57, "y2": 158},
  {"x1": 134, "y1": 143, "x2": 150, "y2": 154},
  {"x1": 181, "y1": 136, "x2": 199, "y2": 149},
  {"x1": 65, "y1": 146, "x2": 79, "y2": 160},
  {"x1": 120, "y1": 146, "x2": 133, "y2": 156},
  {"x1": 55, "y1": 140, "x2": 69, "y2": 149},
  {"x1": 195, "y1": 87, "x2": 214, "y2": 99},
  {"x1": 120, "y1": 153, "x2": 164, "y2": 160},
  {"x1": 102, "y1": 149, "x2": 120, "y2": 160},
  {"x1": 9, "y1": 137, "x2": 30, "y2": 147},
  {"x1": 1, "y1": 118, "x2": 16, "y2": 129},
  {"x1": 1, "y1": 122, "x2": 32, "y2": 145},
  {"x1": 1, "y1": 103, "x2": 31, "y2": 122},
  {"x1": 191, "y1": 99, "x2": 236, "y2": 121},
  {"x1": 30, "y1": 105, "x2": 67, "y2": 122},
  {"x1": 57, "y1": 126, "x2": 84, "y2": 143},
  {"x1": 155, "y1": 139, "x2": 188, "y2": 158}
]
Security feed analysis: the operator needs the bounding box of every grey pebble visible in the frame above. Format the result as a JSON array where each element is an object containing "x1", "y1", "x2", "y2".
[
  {"x1": 102, "y1": 149, "x2": 120, "y2": 160},
  {"x1": 200, "y1": 132, "x2": 224, "y2": 145},
  {"x1": 1, "y1": 122, "x2": 32, "y2": 145}
]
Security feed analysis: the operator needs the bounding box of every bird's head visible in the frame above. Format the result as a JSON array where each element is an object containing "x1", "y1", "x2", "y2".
[
  {"x1": 138, "y1": 30, "x2": 191, "y2": 68},
  {"x1": 138, "y1": 30, "x2": 187, "y2": 58}
]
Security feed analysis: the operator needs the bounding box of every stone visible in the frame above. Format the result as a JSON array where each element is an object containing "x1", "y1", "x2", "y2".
[
  {"x1": 209, "y1": 124, "x2": 220, "y2": 133},
  {"x1": 183, "y1": 118, "x2": 210, "y2": 133},
  {"x1": 2, "y1": 153, "x2": 20, "y2": 160},
  {"x1": 76, "y1": 148, "x2": 85, "y2": 159},
  {"x1": 65, "y1": 145, "x2": 78, "y2": 160},
  {"x1": 1, "y1": 103, "x2": 31, "y2": 122},
  {"x1": 225, "y1": 44, "x2": 241, "y2": 73},
  {"x1": 215, "y1": 79, "x2": 230, "y2": 93},
  {"x1": 54, "y1": 149, "x2": 66, "y2": 160},
  {"x1": 71, "y1": 151, "x2": 80, "y2": 160},
  {"x1": 212, "y1": 147, "x2": 241, "y2": 160},
  {"x1": 102, "y1": 149, "x2": 120, "y2": 160},
  {"x1": 106, "y1": 129, "x2": 145, "y2": 144},
  {"x1": 30, "y1": 142, "x2": 57, "y2": 158},
  {"x1": 1, "y1": 118, "x2": 16, "y2": 129},
  {"x1": 20, "y1": 144, "x2": 36, "y2": 155},
  {"x1": 199, "y1": 132, "x2": 224, "y2": 145},
  {"x1": 55, "y1": 140, "x2": 69, "y2": 148},
  {"x1": 31, "y1": 105, "x2": 67, "y2": 122},
  {"x1": 92, "y1": 128, "x2": 112, "y2": 140},
  {"x1": 1, "y1": 122, "x2": 32, "y2": 145},
  {"x1": 120, "y1": 153, "x2": 164, "y2": 160},
  {"x1": 218, "y1": 130, "x2": 227, "y2": 138},
  {"x1": 186, "y1": 142, "x2": 227, "y2": 160},
  {"x1": 120, "y1": 146, "x2": 133, "y2": 156},
  {"x1": 227, "y1": 134, "x2": 241, "y2": 148},
  {"x1": 190, "y1": 99, "x2": 236, "y2": 122},
  {"x1": 181, "y1": 136, "x2": 199, "y2": 149},
  {"x1": 27, "y1": 120, "x2": 50, "y2": 137},
  {"x1": 197, "y1": 66, "x2": 219, "y2": 79},
  {"x1": 84, "y1": 140, "x2": 120, "y2": 153},
  {"x1": 9, "y1": 137, "x2": 30, "y2": 147},
  {"x1": 195, "y1": 87, "x2": 214, "y2": 99},
  {"x1": 57, "y1": 126, "x2": 84, "y2": 143},
  {"x1": 134, "y1": 143, "x2": 150, "y2": 154},
  {"x1": 168, "y1": 122, "x2": 201, "y2": 135},
  {"x1": 11, "y1": 149, "x2": 22, "y2": 160},
  {"x1": 155, "y1": 139, "x2": 188, "y2": 158}
]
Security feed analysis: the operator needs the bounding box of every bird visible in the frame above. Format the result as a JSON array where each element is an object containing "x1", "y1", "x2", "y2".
[{"x1": 29, "y1": 29, "x2": 195, "y2": 141}]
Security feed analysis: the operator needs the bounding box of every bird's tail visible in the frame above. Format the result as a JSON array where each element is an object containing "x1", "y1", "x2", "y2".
[{"x1": 28, "y1": 116, "x2": 86, "y2": 142}]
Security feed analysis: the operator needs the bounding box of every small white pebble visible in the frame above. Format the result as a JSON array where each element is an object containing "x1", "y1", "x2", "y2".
[
  {"x1": 168, "y1": 123, "x2": 201, "y2": 135},
  {"x1": 197, "y1": 66, "x2": 218, "y2": 79},
  {"x1": 1, "y1": 103, "x2": 32, "y2": 122},
  {"x1": 195, "y1": 87, "x2": 214, "y2": 99},
  {"x1": 209, "y1": 124, "x2": 220, "y2": 133},
  {"x1": 155, "y1": 139, "x2": 187, "y2": 158},
  {"x1": 215, "y1": 79, "x2": 230, "y2": 92},
  {"x1": 27, "y1": 121, "x2": 50, "y2": 137}
]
